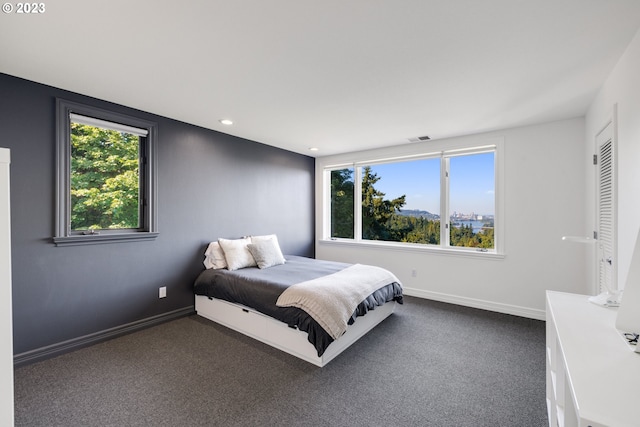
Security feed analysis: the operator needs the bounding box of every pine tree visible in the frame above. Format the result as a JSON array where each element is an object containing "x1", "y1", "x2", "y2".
[{"x1": 361, "y1": 166, "x2": 406, "y2": 240}]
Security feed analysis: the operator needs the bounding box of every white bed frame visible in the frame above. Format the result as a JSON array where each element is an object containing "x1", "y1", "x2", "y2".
[{"x1": 195, "y1": 295, "x2": 396, "y2": 367}]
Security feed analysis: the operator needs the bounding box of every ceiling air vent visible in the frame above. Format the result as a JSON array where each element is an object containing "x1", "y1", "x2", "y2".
[{"x1": 408, "y1": 135, "x2": 431, "y2": 143}]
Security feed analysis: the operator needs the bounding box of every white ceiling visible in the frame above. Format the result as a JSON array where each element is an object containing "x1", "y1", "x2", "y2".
[{"x1": 2, "y1": 1, "x2": 640, "y2": 157}]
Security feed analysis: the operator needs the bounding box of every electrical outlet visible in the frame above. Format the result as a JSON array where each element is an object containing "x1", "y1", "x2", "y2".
[
  {"x1": 159, "y1": 286, "x2": 166, "y2": 298},
  {"x1": 411, "y1": 269, "x2": 417, "y2": 278}
]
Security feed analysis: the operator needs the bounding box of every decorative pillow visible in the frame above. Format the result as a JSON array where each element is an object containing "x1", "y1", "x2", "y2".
[
  {"x1": 247, "y1": 239, "x2": 286, "y2": 269},
  {"x1": 218, "y1": 237, "x2": 257, "y2": 271},
  {"x1": 203, "y1": 241, "x2": 227, "y2": 270},
  {"x1": 250, "y1": 234, "x2": 286, "y2": 265}
]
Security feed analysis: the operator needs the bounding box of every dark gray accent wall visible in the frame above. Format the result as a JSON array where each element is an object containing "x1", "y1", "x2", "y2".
[{"x1": 0, "y1": 73, "x2": 315, "y2": 356}]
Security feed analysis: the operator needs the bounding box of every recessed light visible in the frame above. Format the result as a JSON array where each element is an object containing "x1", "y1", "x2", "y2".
[
  {"x1": 309, "y1": 147, "x2": 319, "y2": 152},
  {"x1": 219, "y1": 119, "x2": 233, "y2": 125}
]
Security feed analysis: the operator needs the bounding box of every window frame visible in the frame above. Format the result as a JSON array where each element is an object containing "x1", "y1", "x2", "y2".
[
  {"x1": 322, "y1": 141, "x2": 503, "y2": 257},
  {"x1": 54, "y1": 98, "x2": 158, "y2": 246}
]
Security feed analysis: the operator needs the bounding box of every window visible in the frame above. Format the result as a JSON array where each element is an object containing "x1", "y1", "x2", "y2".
[
  {"x1": 447, "y1": 151, "x2": 495, "y2": 250},
  {"x1": 55, "y1": 99, "x2": 158, "y2": 246},
  {"x1": 330, "y1": 168, "x2": 354, "y2": 239},
  {"x1": 362, "y1": 157, "x2": 441, "y2": 244},
  {"x1": 326, "y1": 144, "x2": 499, "y2": 254}
]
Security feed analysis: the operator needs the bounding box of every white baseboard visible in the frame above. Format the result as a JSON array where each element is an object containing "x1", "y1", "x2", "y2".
[{"x1": 403, "y1": 287, "x2": 546, "y2": 321}]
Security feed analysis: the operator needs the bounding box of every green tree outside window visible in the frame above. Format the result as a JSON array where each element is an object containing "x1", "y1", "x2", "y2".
[{"x1": 70, "y1": 123, "x2": 140, "y2": 230}]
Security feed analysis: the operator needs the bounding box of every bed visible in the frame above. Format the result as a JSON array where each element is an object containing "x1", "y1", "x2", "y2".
[{"x1": 193, "y1": 237, "x2": 403, "y2": 366}]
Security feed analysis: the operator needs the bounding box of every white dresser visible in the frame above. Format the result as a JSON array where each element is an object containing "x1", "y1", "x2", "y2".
[
  {"x1": 546, "y1": 291, "x2": 640, "y2": 427},
  {"x1": 0, "y1": 148, "x2": 12, "y2": 426}
]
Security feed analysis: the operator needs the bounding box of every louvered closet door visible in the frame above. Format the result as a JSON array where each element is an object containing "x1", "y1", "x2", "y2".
[{"x1": 597, "y1": 121, "x2": 616, "y2": 293}]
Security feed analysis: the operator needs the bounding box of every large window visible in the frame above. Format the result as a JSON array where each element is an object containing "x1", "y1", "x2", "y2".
[
  {"x1": 326, "y1": 145, "x2": 499, "y2": 253},
  {"x1": 55, "y1": 99, "x2": 158, "y2": 246}
]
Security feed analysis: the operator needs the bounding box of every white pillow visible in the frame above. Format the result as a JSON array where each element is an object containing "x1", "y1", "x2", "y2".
[
  {"x1": 247, "y1": 239, "x2": 286, "y2": 269},
  {"x1": 218, "y1": 237, "x2": 257, "y2": 271},
  {"x1": 250, "y1": 234, "x2": 285, "y2": 265},
  {"x1": 203, "y1": 241, "x2": 227, "y2": 270}
]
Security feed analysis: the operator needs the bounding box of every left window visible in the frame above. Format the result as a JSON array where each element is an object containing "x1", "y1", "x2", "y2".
[{"x1": 55, "y1": 99, "x2": 158, "y2": 246}]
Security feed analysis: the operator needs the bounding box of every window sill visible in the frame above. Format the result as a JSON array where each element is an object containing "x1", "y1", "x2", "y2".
[
  {"x1": 53, "y1": 232, "x2": 159, "y2": 247},
  {"x1": 318, "y1": 238, "x2": 505, "y2": 260}
]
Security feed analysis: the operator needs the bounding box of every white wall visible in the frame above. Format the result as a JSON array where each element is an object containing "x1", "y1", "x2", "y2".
[
  {"x1": 315, "y1": 118, "x2": 588, "y2": 320},
  {"x1": 586, "y1": 27, "x2": 640, "y2": 294}
]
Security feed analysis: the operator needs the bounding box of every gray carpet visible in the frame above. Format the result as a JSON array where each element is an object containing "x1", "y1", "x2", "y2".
[{"x1": 14, "y1": 296, "x2": 548, "y2": 426}]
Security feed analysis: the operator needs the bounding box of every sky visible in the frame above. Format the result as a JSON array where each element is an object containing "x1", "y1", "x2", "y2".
[{"x1": 368, "y1": 152, "x2": 495, "y2": 216}]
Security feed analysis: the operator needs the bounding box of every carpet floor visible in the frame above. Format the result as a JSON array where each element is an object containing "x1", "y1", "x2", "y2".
[{"x1": 14, "y1": 296, "x2": 548, "y2": 426}]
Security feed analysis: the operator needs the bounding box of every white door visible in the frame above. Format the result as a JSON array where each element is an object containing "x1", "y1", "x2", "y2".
[{"x1": 595, "y1": 116, "x2": 616, "y2": 294}]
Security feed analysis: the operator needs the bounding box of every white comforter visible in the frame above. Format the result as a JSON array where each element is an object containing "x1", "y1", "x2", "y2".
[{"x1": 275, "y1": 264, "x2": 401, "y2": 340}]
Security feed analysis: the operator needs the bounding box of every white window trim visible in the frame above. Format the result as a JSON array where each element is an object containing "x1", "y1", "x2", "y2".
[
  {"x1": 319, "y1": 238, "x2": 505, "y2": 260},
  {"x1": 321, "y1": 138, "x2": 505, "y2": 257}
]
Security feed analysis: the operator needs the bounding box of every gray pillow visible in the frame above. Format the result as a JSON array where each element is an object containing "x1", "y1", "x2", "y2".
[{"x1": 247, "y1": 239, "x2": 286, "y2": 269}]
